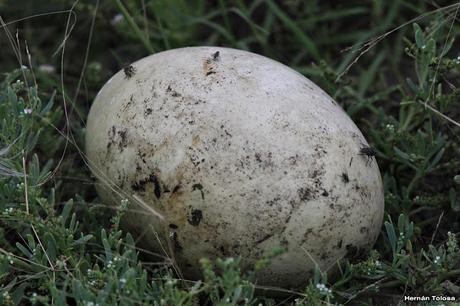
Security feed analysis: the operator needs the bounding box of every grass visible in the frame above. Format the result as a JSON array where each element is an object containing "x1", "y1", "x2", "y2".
[{"x1": 0, "y1": 0, "x2": 460, "y2": 305}]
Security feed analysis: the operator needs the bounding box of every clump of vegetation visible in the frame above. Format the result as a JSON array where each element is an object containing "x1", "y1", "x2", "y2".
[{"x1": 1, "y1": 1, "x2": 459, "y2": 305}]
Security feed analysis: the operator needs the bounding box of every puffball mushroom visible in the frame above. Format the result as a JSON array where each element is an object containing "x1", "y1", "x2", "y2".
[{"x1": 86, "y1": 47, "x2": 384, "y2": 289}]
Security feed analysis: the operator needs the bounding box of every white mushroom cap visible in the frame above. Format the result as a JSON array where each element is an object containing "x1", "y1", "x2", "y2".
[{"x1": 86, "y1": 47, "x2": 384, "y2": 289}]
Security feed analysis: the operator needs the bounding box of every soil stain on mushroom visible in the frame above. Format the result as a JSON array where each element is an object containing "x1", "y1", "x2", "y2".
[
  {"x1": 212, "y1": 51, "x2": 220, "y2": 61},
  {"x1": 144, "y1": 108, "x2": 153, "y2": 116},
  {"x1": 255, "y1": 233, "x2": 274, "y2": 244},
  {"x1": 336, "y1": 239, "x2": 343, "y2": 249},
  {"x1": 132, "y1": 174, "x2": 162, "y2": 199},
  {"x1": 188, "y1": 209, "x2": 203, "y2": 226},
  {"x1": 166, "y1": 85, "x2": 181, "y2": 97},
  {"x1": 298, "y1": 187, "x2": 314, "y2": 201},
  {"x1": 117, "y1": 129, "x2": 128, "y2": 150},
  {"x1": 341, "y1": 172, "x2": 350, "y2": 183},
  {"x1": 170, "y1": 232, "x2": 183, "y2": 252},
  {"x1": 192, "y1": 183, "x2": 205, "y2": 200},
  {"x1": 203, "y1": 51, "x2": 220, "y2": 76},
  {"x1": 107, "y1": 126, "x2": 129, "y2": 152}
]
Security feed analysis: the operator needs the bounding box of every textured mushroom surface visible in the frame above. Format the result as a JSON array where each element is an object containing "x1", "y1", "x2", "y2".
[{"x1": 86, "y1": 47, "x2": 384, "y2": 288}]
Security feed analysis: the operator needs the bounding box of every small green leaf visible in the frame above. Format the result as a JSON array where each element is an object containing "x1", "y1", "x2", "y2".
[
  {"x1": 25, "y1": 129, "x2": 42, "y2": 153},
  {"x1": 16, "y1": 242, "x2": 32, "y2": 258},
  {"x1": 413, "y1": 23, "x2": 425, "y2": 48},
  {"x1": 394, "y1": 147, "x2": 410, "y2": 161},
  {"x1": 12, "y1": 282, "x2": 28, "y2": 305},
  {"x1": 425, "y1": 38, "x2": 436, "y2": 59},
  {"x1": 397, "y1": 214, "x2": 405, "y2": 234},
  {"x1": 449, "y1": 188, "x2": 460, "y2": 212},
  {"x1": 74, "y1": 234, "x2": 93, "y2": 245},
  {"x1": 440, "y1": 37, "x2": 455, "y2": 57},
  {"x1": 385, "y1": 221, "x2": 397, "y2": 254},
  {"x1": 40, "y1": 90, "x2": 56, "y2": 115},
  {"x1": 44, "y1": 232, "x2": 57, "y2": 261},
  {"x1": 428, "y1": 147, "x2": 445, "y2": 169},
  {"x1": 61, "y1": 199, "x2": 74, "y2": 227}
]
